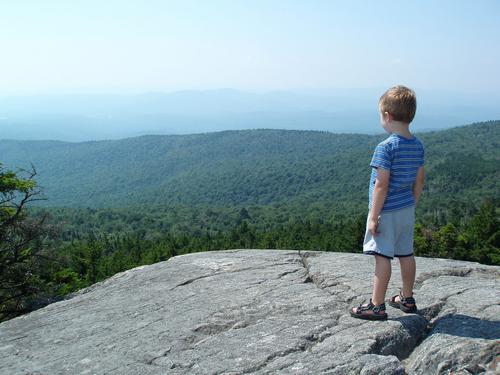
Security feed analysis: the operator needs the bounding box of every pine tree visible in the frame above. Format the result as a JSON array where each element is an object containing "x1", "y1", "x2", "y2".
[{"x1": 0, "y1": 163, "x2": 50, "y2": 321}]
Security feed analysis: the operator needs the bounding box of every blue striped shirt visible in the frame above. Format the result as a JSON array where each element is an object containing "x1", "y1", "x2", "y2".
[{"x1": 369, "y1": 133, "x2": 425, "y2": 212}]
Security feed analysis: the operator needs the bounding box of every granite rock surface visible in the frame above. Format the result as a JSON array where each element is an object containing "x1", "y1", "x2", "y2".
[{"x1": 0, "y1": 249, "x2": 499, "y2": 374}]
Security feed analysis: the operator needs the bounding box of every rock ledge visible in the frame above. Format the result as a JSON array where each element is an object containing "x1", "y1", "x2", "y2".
[{"x1": 1, "y1": 249, "x2": 499, "y2": 374}]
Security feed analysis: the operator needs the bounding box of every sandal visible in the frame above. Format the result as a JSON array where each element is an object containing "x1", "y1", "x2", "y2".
[
  {"x1": 388, "y1": 290, "x2": 417, "y2": 313},
  {"x1": 349, "y1": 299, "x2": 388, "y2": 320}
]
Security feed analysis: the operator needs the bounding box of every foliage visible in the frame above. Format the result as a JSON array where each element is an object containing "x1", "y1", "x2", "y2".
[
  {"x1": 0, "y1": 122, "x2": 498, "y2": 215},
  {"x1": 0, "y1": 163, "x2": 55, "y2": 321}
]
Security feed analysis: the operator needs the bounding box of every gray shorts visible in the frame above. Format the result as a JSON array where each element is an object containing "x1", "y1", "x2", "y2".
[{"x1": 363, "y1": 205, "x2": 415, "y2": 260}]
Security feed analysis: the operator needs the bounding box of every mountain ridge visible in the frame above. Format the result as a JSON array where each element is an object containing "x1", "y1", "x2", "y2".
[
  {"x1": 2, "y1": 89, "x2": 500, "y2": 141},
  {"x1": 0, "y1": 121, "x2": 498, "y2": 211}
]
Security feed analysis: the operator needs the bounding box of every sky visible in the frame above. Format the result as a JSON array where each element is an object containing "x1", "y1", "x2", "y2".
[{"x1": 1, "y1": 0, "x2": 500, "y2": 96}]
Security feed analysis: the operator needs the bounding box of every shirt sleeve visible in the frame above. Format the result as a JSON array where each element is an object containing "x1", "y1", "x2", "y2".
[{"x1": 370, "y1": 142, "x2": 392, "y2": 170}]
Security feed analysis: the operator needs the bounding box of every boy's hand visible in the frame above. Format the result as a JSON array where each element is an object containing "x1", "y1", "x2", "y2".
[{"x1": 368, "y1": 217, "x2": 380, "y2": 236}]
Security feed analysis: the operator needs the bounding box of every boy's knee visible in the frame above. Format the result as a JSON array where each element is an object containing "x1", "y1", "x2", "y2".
[
  {"x1": 398, "y1": 255, "x2": 415, "y2": 262},
  {"x1": 374, "y1": 254, "x2": 392, "y2": 263}
]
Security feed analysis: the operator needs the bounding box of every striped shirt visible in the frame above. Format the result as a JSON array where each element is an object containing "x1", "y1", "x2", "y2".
[{"x1": 368, "y1": 133, "x2": 425, "y2": 212}]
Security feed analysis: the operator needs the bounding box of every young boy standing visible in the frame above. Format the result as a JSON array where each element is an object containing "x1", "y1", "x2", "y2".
[{"x1": 350, "y1": 85, "x2": 425, "y2": 320}]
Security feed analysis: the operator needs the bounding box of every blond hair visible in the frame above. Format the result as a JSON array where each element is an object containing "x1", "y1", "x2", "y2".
[{"x1": 379, "y1": 85, "x2": 417, "y2": 123}]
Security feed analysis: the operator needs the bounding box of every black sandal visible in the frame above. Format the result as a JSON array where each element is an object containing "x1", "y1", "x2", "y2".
[
  {"x1": 388, "y1": 290, "x2": 417, "y2": 313},
  {"x1": 349, "y1": 299, "x2": 388, "y2": 320}
]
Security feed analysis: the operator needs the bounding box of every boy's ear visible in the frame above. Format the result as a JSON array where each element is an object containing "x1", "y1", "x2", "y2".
[{"x1": 384, "y1": 111, "x2": 392, "y2": 122}]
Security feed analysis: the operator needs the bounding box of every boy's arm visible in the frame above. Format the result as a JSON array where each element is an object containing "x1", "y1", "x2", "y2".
[
  {"x1": 413, "y1": 166, "x2": 425, "y2": 206},
  {"x1": 369, "y1": 168, "x2": 390, "y2": 236}
]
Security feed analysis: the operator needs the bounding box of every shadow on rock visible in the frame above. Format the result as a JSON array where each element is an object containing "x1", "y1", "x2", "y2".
[{"x1": 429, "y1": 313, "x2": 500, "y2": 340}]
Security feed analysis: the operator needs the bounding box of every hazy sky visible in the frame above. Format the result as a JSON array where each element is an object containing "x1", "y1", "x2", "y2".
[{"x1": 1, "y1": 0, "x2": 499, "y2": 95}]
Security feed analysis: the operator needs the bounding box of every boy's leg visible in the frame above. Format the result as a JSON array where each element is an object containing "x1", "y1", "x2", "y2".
[
  {"x1": 372, "y1": 254, "x2": 391, "y2": 306},
  {"x1": 350, "y1": 254, "x2": 390, "y2": 318},
  {"x1": 398, "y1": 255, "x2": 416, "y2": 298},
  {"x1": 392, "y1": 206, "x2": 417, "y2": 306}
]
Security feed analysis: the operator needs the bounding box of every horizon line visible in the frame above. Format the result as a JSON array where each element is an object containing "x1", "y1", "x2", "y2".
[{"x1": 1, "y1": 120, "x2": 497, "y2": 144}]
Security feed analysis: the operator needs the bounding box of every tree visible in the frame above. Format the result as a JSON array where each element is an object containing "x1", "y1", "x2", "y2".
[
  {"x1": 463, "y1": 199, "x2": 500, "y2": 265},
  {"x1": 0, "y1": 163, "x2": 50, "y2": 321}
]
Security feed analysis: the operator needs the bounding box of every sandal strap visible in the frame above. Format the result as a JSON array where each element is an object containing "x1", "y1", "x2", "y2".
[
  {"x1": 399, "y1": 290, "x2": 416, "y2": 305},
  {"x1": 372, "y1": 303, "x2": 386, "y2": 313},
  {"x1": 356, "y1": 299, "x2": 386, "y2": 314}
]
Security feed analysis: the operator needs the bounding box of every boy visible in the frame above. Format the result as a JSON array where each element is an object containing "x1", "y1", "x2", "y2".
[{"x1": 350, "y1": 85, "x2": 425, "y2": 320}]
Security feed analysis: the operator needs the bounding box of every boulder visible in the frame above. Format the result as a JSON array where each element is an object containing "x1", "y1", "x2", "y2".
[{"x1": 0, "y1": 249, "x2": 498, "y2": 374}]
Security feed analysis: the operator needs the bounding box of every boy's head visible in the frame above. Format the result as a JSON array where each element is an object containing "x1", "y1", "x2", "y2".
[{"x1": 379, "y1": 85, "x2": 417, "y2": 124}]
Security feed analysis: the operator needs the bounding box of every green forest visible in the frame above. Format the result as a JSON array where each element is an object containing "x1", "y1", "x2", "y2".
[
  {"x1": 1, "y1": 120, "x2": 498, "y2": 212},
  {"x1": 1, "y1": 121, "x2": 499, "y2": 322}
]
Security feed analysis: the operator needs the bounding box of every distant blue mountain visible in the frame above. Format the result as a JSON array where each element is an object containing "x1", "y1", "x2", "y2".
[{"x1": 1, "y1": 89, "x2": 499, "y2": 141}]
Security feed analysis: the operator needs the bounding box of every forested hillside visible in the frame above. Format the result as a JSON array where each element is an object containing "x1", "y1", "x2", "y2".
[{"x1": 1, "y1": 121, "x2": 499, "y2": 218}]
